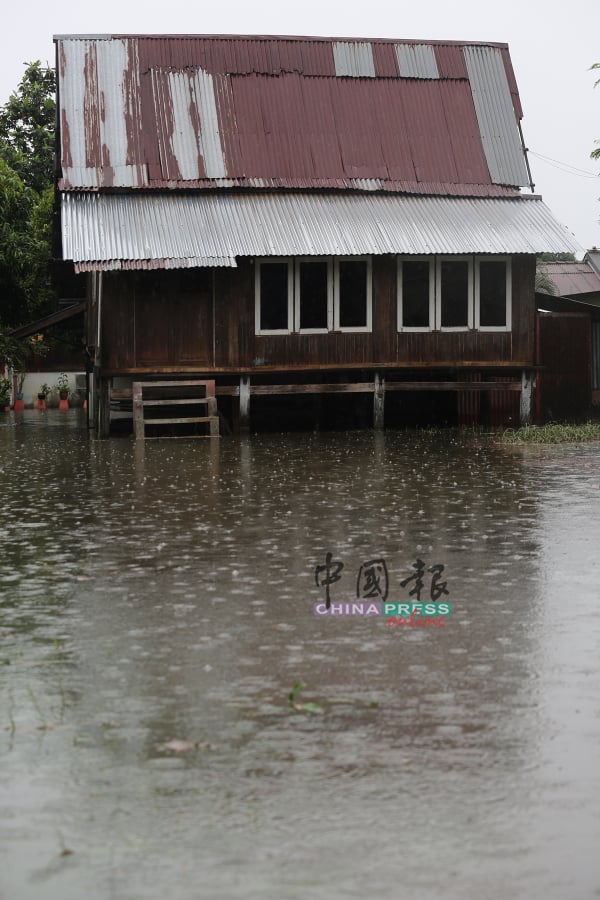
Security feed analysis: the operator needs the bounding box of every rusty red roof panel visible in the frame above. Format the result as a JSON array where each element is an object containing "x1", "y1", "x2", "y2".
[
  {"x1": 434, "y1": 43, "x2": 468, "y2": 79},
  {"x1": 543, "y1": 261, "x2": 600, "y2": 296},
  {"x1": 55, "y1": 34, "x2": 531, "y2": 194}
]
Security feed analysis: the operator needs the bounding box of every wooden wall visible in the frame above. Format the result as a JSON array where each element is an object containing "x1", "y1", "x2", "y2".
[
  {"x1": 100, "y1": 255, "x2": 536, "y2": 374},
  {"x1": 537, "y1": 312, "x2": 591, "y2": 422}
]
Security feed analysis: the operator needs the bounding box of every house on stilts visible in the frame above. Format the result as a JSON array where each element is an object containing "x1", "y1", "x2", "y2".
[{"x1": 54, "y1": 33, "x2": 581, "y2": 435}]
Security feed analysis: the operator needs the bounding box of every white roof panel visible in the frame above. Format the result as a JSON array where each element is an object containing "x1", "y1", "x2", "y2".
[{"x1": 61, "y1": 192, "x2": 582, "y2": 269}]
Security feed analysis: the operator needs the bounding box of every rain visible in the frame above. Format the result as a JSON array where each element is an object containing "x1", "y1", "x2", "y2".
[{"x1": 1, "y1": 410, "x2": 600, "y2": 899}]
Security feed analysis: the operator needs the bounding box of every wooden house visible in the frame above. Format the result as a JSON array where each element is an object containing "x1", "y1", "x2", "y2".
[{"x1": 53, "y1": 34, "x2": 581, "y2": 434}]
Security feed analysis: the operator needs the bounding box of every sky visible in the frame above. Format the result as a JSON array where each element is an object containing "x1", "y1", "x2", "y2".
[{"x1": 1, "y1": 0, "x2": 598, "y2": 253}]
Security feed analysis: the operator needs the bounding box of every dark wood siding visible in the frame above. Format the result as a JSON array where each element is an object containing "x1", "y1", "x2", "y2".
[
  {"x1": 100, "y1": 255, "x2": 536, "y2": 373},
  {"x1": 102, "y1": 270, "x2": 213, "y2": 370},
  {"x1": 537, "y1": 312, "x2": 591, "y2": 421}
]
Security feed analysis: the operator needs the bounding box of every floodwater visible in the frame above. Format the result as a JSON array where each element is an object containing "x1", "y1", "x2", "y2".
[{"x1": 1, "y1": 410, "x2": 599, "y2": 900}]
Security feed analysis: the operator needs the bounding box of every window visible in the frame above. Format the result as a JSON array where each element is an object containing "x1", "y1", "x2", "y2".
[
  {"x1": 335, "y1": 258, "x2": 372, "y2": 332},
  {"x1": 256, "y1": 257, "x2": 372, "y2": 334},
  {"x1": 295, "y1": 259, "x2": 332, "y2": 332},
  {"x1": 396, "y1": 255, "x2": 512, "y2": 333},
  {"x1": 398, "y1": 257, "x2": 434, "y2": 331},
  {"x1": 437, "y1": 257, "x2": 473, "y2": 330},
  {"x1": 475, "y1": 257, "x2": 511, "y2": 330},
  {"x1": 255, "y1": 260, "x2": 292, "y2": 334}
]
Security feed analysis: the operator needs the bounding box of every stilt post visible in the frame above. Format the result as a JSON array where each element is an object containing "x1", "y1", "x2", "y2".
[
  {"x1": 520, "y1": 370, "x2": 533, "y2": 425},
  {"x1": 239, "y1": 375, "x2": 251, "y2": 431},
  {"x1": 98, "y1": 377, "x2": 111, "y2": 437},
  {"x1": 374, "y1": 372, "x2": 385, "y2": 429}
]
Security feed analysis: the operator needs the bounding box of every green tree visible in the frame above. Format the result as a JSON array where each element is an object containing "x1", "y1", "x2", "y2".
[
  {"x1": 0, "y1": 62, "x2": 56, "y2": 331},
  {"x1": 0, "y1": 158, "x2": 33, "y2": 324},
  {"x1": 537, "y1": 252, "x2": 576, "y2": 263},
  {"x1": 0, "y1": 61, "x2": 56, "y2": 195}
]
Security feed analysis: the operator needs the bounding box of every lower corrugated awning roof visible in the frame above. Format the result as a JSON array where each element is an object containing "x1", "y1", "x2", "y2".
[{"x1": 61, "y1": 192, "x2": 582, "y2": 271}]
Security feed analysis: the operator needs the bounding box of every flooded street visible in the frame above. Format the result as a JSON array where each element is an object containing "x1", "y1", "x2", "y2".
[{"x1": 1, "y1": 410, "x2": 600, "y2": 899}]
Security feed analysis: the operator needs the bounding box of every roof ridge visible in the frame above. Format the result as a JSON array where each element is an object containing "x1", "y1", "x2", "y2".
[{"x1": 54, "y1": 33, "x2": 510, "y2": 50}]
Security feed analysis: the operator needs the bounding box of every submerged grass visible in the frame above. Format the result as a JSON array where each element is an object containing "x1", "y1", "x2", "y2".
[{"x1": 501, "y1": 422, "x2": 600, "y2": 444}]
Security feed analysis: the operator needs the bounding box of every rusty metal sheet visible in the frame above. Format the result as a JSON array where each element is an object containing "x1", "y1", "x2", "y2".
[
  {"x1": 56, "y1": 34, "x2": 531, "y2": 193},
  {"x1": 542, "y1": 261, "x2": 600, "y2": 297}
]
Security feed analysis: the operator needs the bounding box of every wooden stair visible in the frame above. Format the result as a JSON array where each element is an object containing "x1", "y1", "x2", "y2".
[{"x1": 132, "y1": 380, "x2": 219, "y2": 440}]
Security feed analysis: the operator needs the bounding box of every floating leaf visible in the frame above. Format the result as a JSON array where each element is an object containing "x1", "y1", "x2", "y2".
[
  {"x1": 288, "y1": 681, "x2": 305, "y2": 705},
  {"x1": 288, "y1": 682, "x2": 324, "y2": 714},
  {"x1": 158, "y1": 739, "x2": 195, "y2": 753},
  {"x1": 299, "y1": 702, "x2": 324, "y2": 714}
]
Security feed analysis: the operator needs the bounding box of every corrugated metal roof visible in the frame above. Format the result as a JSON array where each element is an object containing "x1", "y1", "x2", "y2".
[
  {"x1": 463, "y1": 45, "x2": 530, "y2": 188},
  {"x1": 542, "y1": 261, "x2": 600, "y2": 297},
  {"x1": 586, "y1": 250, "x2": 600, "y2": 276},
  {"x1": 333, "y1": 41, "x2": 376, "y2": 77},
  {"x1": 56, "y1": 34, "x2": 531, "y2": 193},
  {"x1": 395, "y1": 44, "x2": 439, "y2": 79},
  {"x1": 62, "y1": 192, "x2": 582, "y2": 271}
]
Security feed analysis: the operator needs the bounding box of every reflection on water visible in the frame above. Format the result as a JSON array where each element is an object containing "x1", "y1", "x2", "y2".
[{"x1": 1, "y1": 410, "x2": 600, "y2": 899}]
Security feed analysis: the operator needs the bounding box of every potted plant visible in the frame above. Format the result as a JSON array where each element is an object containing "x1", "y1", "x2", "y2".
[
  {"x1": 0, "y1": 376, "x2": 11, "y2": 410},
  {"x1": 38, "y1": 383, "x2": 51, "y2": 401},
  {"x1": 56, "y1": 373, "x2": 70, "y2": 400}
]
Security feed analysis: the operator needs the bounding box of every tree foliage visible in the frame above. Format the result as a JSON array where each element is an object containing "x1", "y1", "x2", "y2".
[
  {"x1": 0, "y1": 62, "x2": 56, "y2": 334},
  {"x1": 537, "y1": 252, "x2": 576, "y2": 262},
  {"x1": 0, "y1": 62, "x2": 55, "y2": 195},
  {"x1": 535, "y1": 265, "x2": 558, "y2": 296}
]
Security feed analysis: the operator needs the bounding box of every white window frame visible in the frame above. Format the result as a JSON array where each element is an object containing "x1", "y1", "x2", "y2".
[
  {"x1": 397, "y1": 256, "x2": 435, "y2": 332},
  {"x1": 255, "y1": 258, "x2": 293, "y2": 335},
  {"x1": 334, "y1": 256, "x2": 373, "y2": 333},
  {"x1": 294, "y1": 257, "x2": 333, "y2": 333},
  {"x1": 474, "y1": 256, "x2": 512, "y2": 332},
  {"x1": 435, "y1": 256, "x2": 473, "y2": 332}
]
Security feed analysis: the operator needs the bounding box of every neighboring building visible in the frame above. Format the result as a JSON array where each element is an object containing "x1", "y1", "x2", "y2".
[
  {"x1": 53, "y1": 34, "x2": 581, "y2": 433},
  {"x1": 537, "y1": 253, "x2": 600, "y2": 413},
  {"x1": 539, "y1": 255, "x2": 600, "y2": 307}
]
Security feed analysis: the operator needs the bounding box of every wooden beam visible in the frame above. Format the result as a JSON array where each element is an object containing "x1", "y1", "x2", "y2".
[
  {"x1": 249, "y1": 382, "x2": 375, "y2": 395},
  {"x1": 116, "y1": 380, "x2": 522, "y2": 400},
  {"x1": 101, "y1": 361, "x2": 535, "y2": 376},
  {"x1": 142, "y1": 398, "x2": 213, "y2": 407},
  {"x1": 385, "y1": 381, "x2": 522, "y2": 392},
  {"x1": 136, "y1": 380, "x2": 217, "y2": 389},
  {"x1": 144, "y1": 416, "x2": 217, "y2": 425}
]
